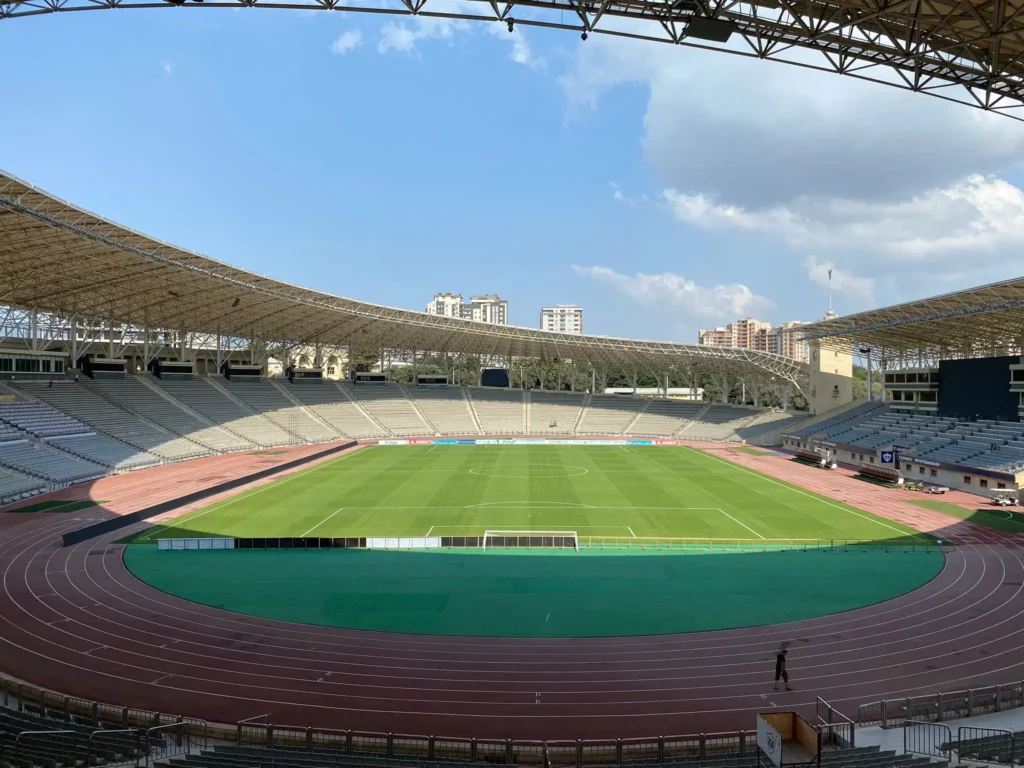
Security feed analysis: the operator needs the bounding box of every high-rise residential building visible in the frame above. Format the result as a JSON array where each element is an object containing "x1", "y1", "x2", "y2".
[
  {"x1": 698, "y1": 317, "x2": 809, "y2": 363},
  {"x1": 540, "y1": 305, "x2": 583, "y2": 334},
  {"x1": 772, "y1": 321, "x2": 810, "y2": 364},
  {"x1": 465, "y1": 295, "x2": 508, "y2": 325},
  {"x1": 425, "y1": 292, "x2": 465, "y2": 318},
  {"x1": 425, "y1": 293, "x2": 508, "y2": 325}
]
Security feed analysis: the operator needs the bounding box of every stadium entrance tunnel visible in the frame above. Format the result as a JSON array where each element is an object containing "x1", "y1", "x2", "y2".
[{"x1": 123, "y1": 543, "x2": 944, "y2": 638}]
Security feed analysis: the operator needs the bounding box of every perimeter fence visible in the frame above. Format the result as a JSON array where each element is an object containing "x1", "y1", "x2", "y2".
[
  {"x1": 0, "y1": 677, "x2": 207, "y2": 766},
  {"x1": 858, "y1": 683, "x2": 1024, "y2": 728},
  {"x1": 156, "y1": 536, "x2": 953, "y2": 553}
]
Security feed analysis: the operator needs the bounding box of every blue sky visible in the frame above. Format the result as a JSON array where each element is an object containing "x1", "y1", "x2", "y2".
[{"x1": 3, "y1": 6, "x2": 1024, "y2": 343}]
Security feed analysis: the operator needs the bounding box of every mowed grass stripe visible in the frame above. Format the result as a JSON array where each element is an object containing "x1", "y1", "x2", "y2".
[{"x1": 128, "y1": 446, "x2": 926, "y2": 544}]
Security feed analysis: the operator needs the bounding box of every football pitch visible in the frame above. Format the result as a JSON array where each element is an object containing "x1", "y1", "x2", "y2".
[{"x1": 131, "y1": 445, "x2": 926, "y2": 544}]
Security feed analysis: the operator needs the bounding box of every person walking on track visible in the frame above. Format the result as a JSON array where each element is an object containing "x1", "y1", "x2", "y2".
[{"x1": 774, "y1": 650, "x2": 791, "y2": 691}]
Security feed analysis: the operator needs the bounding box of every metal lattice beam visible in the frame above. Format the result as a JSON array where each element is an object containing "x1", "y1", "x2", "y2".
[
  {"x1": 4, "y1": 0, "x2": 1024, "y2": 115},
  {"x1": 800, "y1": 275, "x2": 1024, "y2": 365},
  {"x1": 0, "y1": 169, "x2": 807, "y2": 388}
]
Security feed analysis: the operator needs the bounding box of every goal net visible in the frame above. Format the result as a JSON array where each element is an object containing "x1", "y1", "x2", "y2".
[{"x1": 481, "y1": 530, "x2": 579, "y2": 553}]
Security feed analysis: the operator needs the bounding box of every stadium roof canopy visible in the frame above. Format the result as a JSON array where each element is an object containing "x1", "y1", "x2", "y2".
[
  {"x1": 800, "y1": 276, "x2": 1024, "y2": 365},
  {"x1": 3, "y1": 0, "x2": 1024, "y2": 116},
  {"x1": 0, "y1": 170, "x2": 805, "y2": 384}
]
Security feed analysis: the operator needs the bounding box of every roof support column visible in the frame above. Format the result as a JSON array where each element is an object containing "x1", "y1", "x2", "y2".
[
  {"x1": 664, "y1": 374, "x2": 669, "y2": 399},
  {"x1": 590, "y1": 369, "x2": 596, "y2": 394},
  {"x1": 69, "y1": 317, "x2": 79, "y2": 367},
  {"x1": 107, "y1": 319, "x2": 116, "y2": 359},
  {"x1": 29, "y1": 310, "x2": 39, "y2": 352},
  {"x1": 720, "y1": 374, "x2": 728, "y2": 404}
]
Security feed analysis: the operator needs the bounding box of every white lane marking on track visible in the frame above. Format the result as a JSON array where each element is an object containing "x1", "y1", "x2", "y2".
[
  {"x1": 151, "y1": 673, "x2": 174, "y2": 685},
  {"x1": 717, "y1": 508, "x2": 765, "y2": 540},
  {"x1": 140, "y1": 450, "x2": 362, "y2": 540},
  {"x1": 12, "y1": 528, "x2": 1019, "y2": 716},
  {"x1": 301, "y1": 507, "x2": 344, "y2": 537},
  {"x1": 691, "y1": 447, "x2": 922, "y2": 540}
]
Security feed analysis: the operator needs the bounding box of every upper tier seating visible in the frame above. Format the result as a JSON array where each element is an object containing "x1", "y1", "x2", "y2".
[
  {"x1": 341, "y1": 382, "x2": 431, "y2": 435},
  {"x1": 285, "y1": 382, "x2": 386, "y2": 438},
  {"x1": 220, "y1": 379, "x2": 341, "y2": 442},
  {"x1": 407, "y1": 387, "x2": 478, "y2": 435},
  {"x1": 530, "y1": 391, "x2": 585, "y2": 434},
  {"x1": 684, "y1": 406, "x2": 760, "y2": 441},
  {"x1": 88, "y1": 376, "x2": 253, "y2": 452},
  {"x1": 49, "y1": 433, "x2": 159, "y2": 470},
  {"x1": 467, "y1": 388, "x2": 525, "y2": 433},
  {"x1": 787, "y1": 400, "x2": 889, "y2": 440},
  {"x1": 736, "y1": 410, "x2": 807, "y2": 444},
  {"x1": 154, "y1": 377, "x2": 299, "y2": 447},
  {"x1": 577, "y1": 395, "x2": 644, "y2": 434},
  {"x1": 629, "y1": 399, "x2": 705, "y2": 437},
  {"x1": 794, "y1": 403, "x2": 1024, "y2": 473},
  {"x1": 0, "y1": 394, "x2": 91, "y2": 439},
  {"x1": 0, "y1": 440, "x2": 104, "y2": 484},
  {"x1": 12, "y1": 381, "x2": 208, "y2": 461},
  {"x1": 0, "y1": 421, "x2": 23, "y2": 443}
]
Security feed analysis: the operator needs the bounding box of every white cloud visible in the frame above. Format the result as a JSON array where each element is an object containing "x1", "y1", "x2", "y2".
[
  {"x1": 573, "y1": 264, "x2": 771, "y2": 320},
  {"x1": 331, "y1": 30, "x2": 363, "y2": 55},
  {"x1": 804, "y1": 257, "x2": 875, "y2": 302},
  {"x1": 485, "y1": 23, "x2": 545, "y2": 69},
  {"x1": 662, "y1": 175, "x2": 1024, "y2": 263},
  {"x1": 559, "y1": 31, "x2": 1024, "y2": 208},
  {"x1": 161, "y1": 61, "x2": 174, "y2": 76},
  {"x1": 372, "y1": 1, "x2": 542, "y2": 66}
]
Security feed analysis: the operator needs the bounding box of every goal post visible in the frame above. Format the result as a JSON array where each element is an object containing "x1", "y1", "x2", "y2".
[{"x1": 482, "y1": 530, "x2": 579, "y2": 553}]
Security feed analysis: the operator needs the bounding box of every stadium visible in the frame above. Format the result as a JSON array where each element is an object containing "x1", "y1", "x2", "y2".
[{"x1": 4, "y1": 3, "x2": 1024, "y2": 766}]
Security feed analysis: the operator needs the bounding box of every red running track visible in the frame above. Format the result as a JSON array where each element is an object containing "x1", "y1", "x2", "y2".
[{"x1": 1, "y1": 444, "x2": 1024, "y2": 740}]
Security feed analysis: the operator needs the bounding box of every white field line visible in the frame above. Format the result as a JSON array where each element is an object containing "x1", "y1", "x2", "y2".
[
  {"x1": 331, "y1": 505, "x2": 725, "y2": 511},
  {"x1": 301, "y1": 507, "x2": 344, "y2": 537},
  {"x1": 424, "y1": 526, "x2": 434, "y2": 537},
  {"x1": 627, "y1": 525, "x2": 636, "y2": 538},
  {"x1": 688, "y1": 446, "x2": 922, "y2": 540},
  {"x1": 716, "y1": 508, "x2": 765, "y2": 540},
  {"x1": 424, "y1": 525, "x2": 630, "y2": 530},
  {"x1": 140, "y1": 449, "x2": 364, "y2": 541}
]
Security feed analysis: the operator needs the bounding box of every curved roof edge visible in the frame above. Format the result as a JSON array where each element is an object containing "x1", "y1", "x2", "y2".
[
  {"x1": 0, "y1": 169, "x2": 806, "y2": 381},
  {"x1": 800, "y1": 276, "x2": 1024, "y2": 362}
]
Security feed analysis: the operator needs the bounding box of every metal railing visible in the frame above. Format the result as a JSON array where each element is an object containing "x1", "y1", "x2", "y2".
[
  {"x1": 904, "y1": 721, "x2": 951, "y2": 760},
  {"x1": 957, "y1": 726, "x2": 1018, "y2": 764},
  {"x1": 195, "y1": 535, "x2": 953, "y2": 553},
  {"x1": 816, "y1": 697, "x2": 855, "y2": 749},
  {"x1": 858, "y1": 683, "x2": 1024, "y2": 727}
]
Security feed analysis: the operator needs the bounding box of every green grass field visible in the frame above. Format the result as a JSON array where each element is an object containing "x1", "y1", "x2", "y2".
[{"x1": 129, "y1": 445, "x2": 927, "y2": 544}]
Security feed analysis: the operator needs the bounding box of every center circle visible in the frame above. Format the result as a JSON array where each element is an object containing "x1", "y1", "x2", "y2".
[{"x1": 468, "y1": 463, "x2": 589, "y2": 478}]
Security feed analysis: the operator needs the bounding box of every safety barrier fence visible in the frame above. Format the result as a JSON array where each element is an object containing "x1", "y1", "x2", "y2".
[
  {"x1": 156, "y1": 536, "x2": 954, "y2": 553},
  {"x1": 0, "y1": 677, "x2": 207, "y2": 765},
  {"x1": 904, "y1": 721, "x2": 951, "y2": 760},
  {"x1": 816, "y1": 698, "x2": 855, "y2": 749},
  {"x1": 904, "y1": 723, "x2": 1023, "y2": 765},
  {"x1": 237, "y1": 726, "x2": 762, "y2": 767},
  {"x1": 858, "y1": 683, "x2": 1024, "y2": 727}
]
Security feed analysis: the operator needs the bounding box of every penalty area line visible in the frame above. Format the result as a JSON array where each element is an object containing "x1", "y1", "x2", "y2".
[
  {"x1": 689, "y1": 446, "x2": 924, "y2": 541},
  {"x1": 717, "y1": 508, "x2": 765, "y2": 540},
  {"x1": 301, "y1": 507, "x2": 344, "y2": 537},
  {"x1": 140, "y1": 449, "x2": 362, "y2": 541}
]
